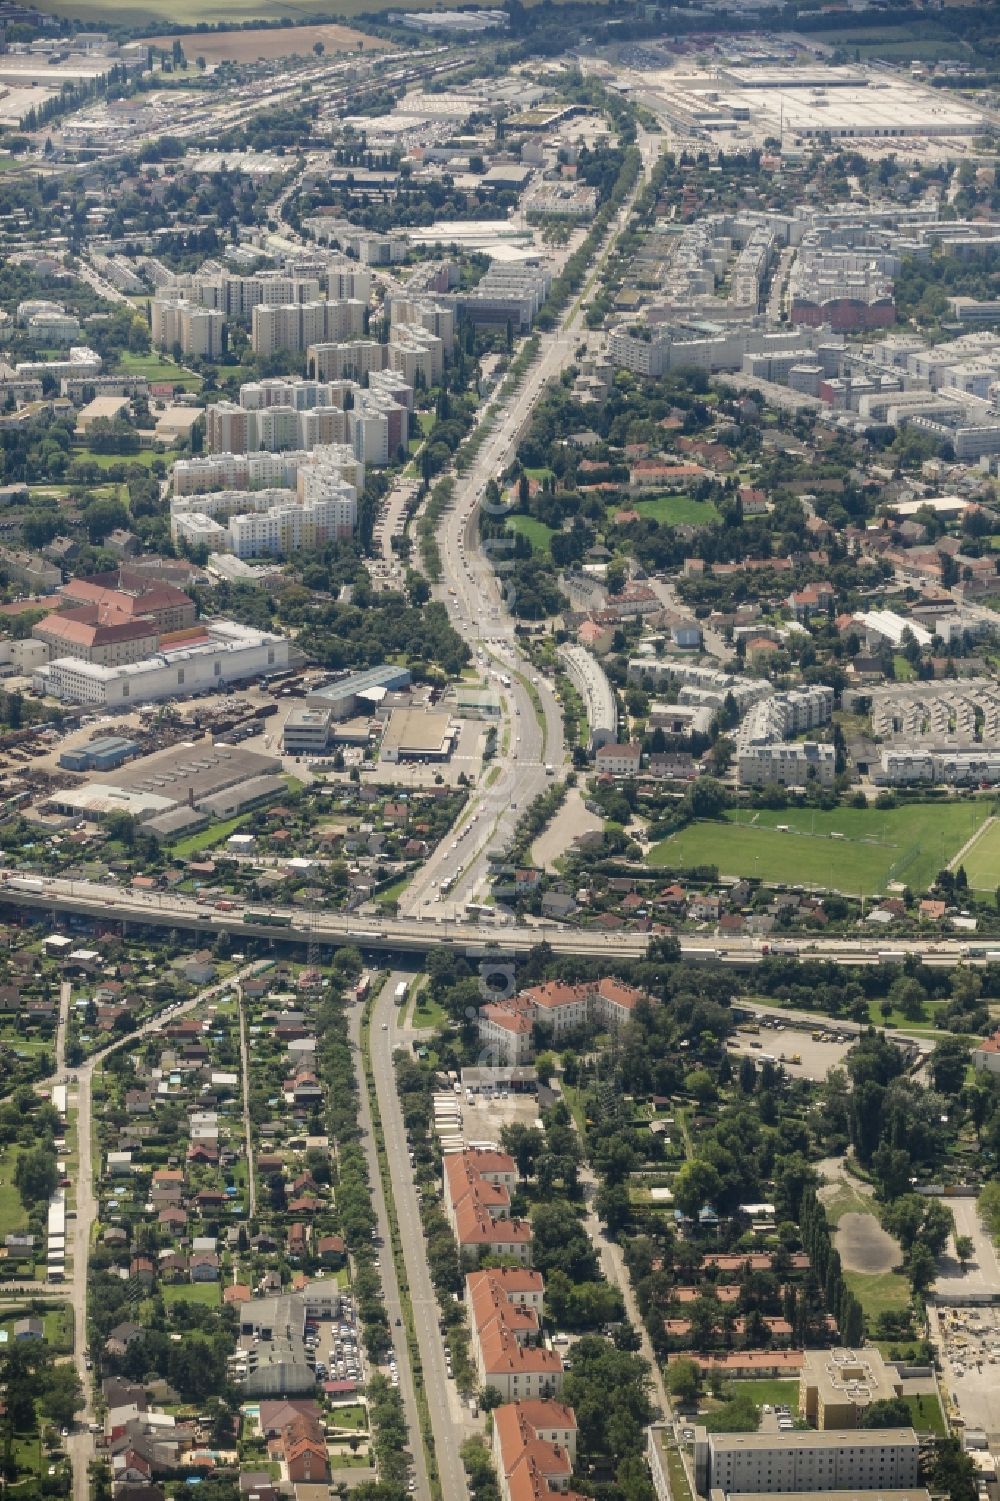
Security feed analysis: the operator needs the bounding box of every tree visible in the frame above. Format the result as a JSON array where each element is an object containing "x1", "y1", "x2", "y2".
[
  {"x1": 595, "y1": 1182, "x2": 632, "y2": 1236},
  {"x1": 907, "y1": 1240, "x2": 937, "y2": 1295},
  {"x1": 672, "y1": 1159, "x2": 723, "y2": 1219},
  {"x1": 39, "y1": 1363, "x2": 84, "y2": 1427},
  {"x1": 666, "y1": 1356, "x2": 701, "y2": 1405},
  {"x1": 860, "y1": 1397, "x2": 911, "y2": 1428},
  {"x1": 14, "y1": 1144, "x2": 56, "y2": 1210},
  {"x1": 930, "y1": 1038, "x2": 970, "y2": 1096},
  {"x1": 955, "y1": 1235, "x2": 975, "y2": 1269}
]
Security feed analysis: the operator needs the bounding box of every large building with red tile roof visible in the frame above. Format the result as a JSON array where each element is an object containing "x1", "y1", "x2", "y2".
[
  {"x1": 493, "y1": 1400, "x2": 582, "y2": 1501},
  {"x1": 481, "y1": 976, "x2": 649, "y2": 1055},
  {"x1": 467, "y1": 1269, "x2": 563, "y2": 1403},
  {"x1": 479, "y1": 997, "x2": 535, "y2": 1067},
  {"x1": 443, "y1": 1150, "x2": 532, "y2": 1267}
]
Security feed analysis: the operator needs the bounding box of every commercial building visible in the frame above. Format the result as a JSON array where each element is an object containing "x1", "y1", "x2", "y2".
[
  {"x1": 694, "y1": 1429, "x2": 920, "y2": 1497},
  {"x1": 282, "y1": 706, "x2": 336, "y2": 756},
  {"x1": 33, "y1": 620, "x2": 290, "y2": 706},
  {"x1": 307, "y1": 664, "x2": 411, "y2": 720},
  {"x1": 379, "y1": 708, "x2": 455, "y2": 762},
  {"x1": 738, "y1": 741, "x2": 836, "y2": 789},
  {"x1": 151, "y1": 299, "x2": 225, "y2": 359},
  {"x1": 48, "y1": 741, "x2": 283, "y2": 826},
  {"x1": 237, "y1": 1286, "x2": 340, "y2": 1397},
  {"x1": 59, "y1": 736, "x2": 139, "y2": 773},
  {"x1": 445, "y1": 265, "x2": 552, "y2": 331},
  {"x1": 799, "y1": 1349, "x2": 901, "y2": 1430}
]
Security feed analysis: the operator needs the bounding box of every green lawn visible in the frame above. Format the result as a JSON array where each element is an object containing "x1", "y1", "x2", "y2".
[
  {"x1": 649, "y1": 802, "x2": 990, "y2": 896},
  {"x1": 329, "y1": 1404, "x2": 368, "y2": 1432},
  {"x1": 170, "y1": 814, "x2": 250, "y2": 858},
  {"x1": 865, "y1": 998, "x2": 950, "y2": 1033},
  {"x1": 624, "y1": 494, "x2": 720, "y2": 527},
  {"x1": 892, "y1": 655, "x2": 916, "y2": 682},
  {"x1": 116, "y1": 351, "x2": 202, "y2": 390},
  {"x1": 0, "y1": 1149, "x2": 28, "y2": 1239},
  {"x1": 507, "y1": 515, "x2": 556, "y2": 554},
  {"x1": 843, "y1": 1269, "x2": 910, "y2": 1319},
  {"x1": 73, "y1": 447, "x2": 161, "y2": 470},
  {"x1": 901, "y1": 1391, "x2": 947, "y2": 1436},
  {"x1": 162, "y1": 1281, "x2": 221, "y2": 1306},
  {"x1": 724, "y1": 1378, "x2": 799, "y2": 1414},
  {"x1": 957, "y1": 818, "x2": 1000, "y2": 892},
  {"x1": 411, "y1": 991, "x2": 447, "y2": 1031},
  {"x1": 375, "y1": 874, "x2": 412, "y2": 908}
]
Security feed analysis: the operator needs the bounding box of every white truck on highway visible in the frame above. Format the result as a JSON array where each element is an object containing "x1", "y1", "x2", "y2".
[{"x1": 394, "y1": 980, "x2": 408, "y2": 1004}]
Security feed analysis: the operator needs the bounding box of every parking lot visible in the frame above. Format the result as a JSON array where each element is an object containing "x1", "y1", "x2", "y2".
[
  {"x1": 728, "y1": 1019, "x2": 854, "y2": 1081},
  {"x1": 929, "y1": 1302, "x2": 1000, "y2": 1438},
  {"x1": 935, "y1": 1197, "x2": 1000, "y2": 1304},
  {"x1": 306, "y1": 1293, "x2": 366, "y2": 1391},
  {"x1": 465, "y1": 1086, "x2": 540, "y2": 1138}
]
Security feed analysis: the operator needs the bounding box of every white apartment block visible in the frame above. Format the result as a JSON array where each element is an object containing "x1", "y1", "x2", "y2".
[
  {"x1": 151, "y1": 299, "x2": 225, "y2": 359},
  {"x1": 387, "y1": 295, "x2": 456, "y2": 345},
  {"x1": 307, "y1": 340, "x2": 386, "y2": 382},
  {"x1": 701, "y1": 1429, "x2": 919, "y2": 1496},
  {"x1": 876, "y1": 747, "x2": 1000, "y2": 787},
  {"x1": 16, "y1": 347, "x2": 102, "y2": 382},
  {"x1": 171, "y1": 484, "x2": 358, "y2": 559},
  {"x1": 737, "y1": 741, "x2": 836, "y2": 789},
  {"x1": 251, "y1": 299, "x2": 366, "y2": 357},
  {"x1": 177, "y1": 271, "x2": 322, "y2": 318},
  {"x1": 205, "y1": 383, "x2": 408, "y2": 467},
  {"x1": 739, "y1": 687, "x2": 835, "y2": 747},
  {"x1": 172, "y1": 447, "x2": 364, "y2": 498},
  {"x1": 388, "y1": 323, "x2": 444, "y2": 386}
]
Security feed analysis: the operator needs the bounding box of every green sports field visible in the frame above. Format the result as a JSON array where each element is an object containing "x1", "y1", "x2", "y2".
[
  {"x1": 507, "y1": 515, "x2": 556, "y2": 554},
  {"x1": 648, "y1": 801, "x2": 989, "y2": 895},
  {"x1": 956, "y1": 816, "x2": 1000, "y2": 892},
  {"x1": 627, "y1": 494, "x2": 720, "y2": 527}
]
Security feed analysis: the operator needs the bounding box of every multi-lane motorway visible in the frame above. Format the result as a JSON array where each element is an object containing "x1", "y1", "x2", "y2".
[
  {"x1": 4, "y1": 873, "x2": 1000, "y2": 969},
  {"x1": 370, "y1": 971, "x2": 470, "y2": 1501}
]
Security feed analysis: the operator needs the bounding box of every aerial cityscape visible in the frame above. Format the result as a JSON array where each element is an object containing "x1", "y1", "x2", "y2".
[{"x1": 3, "y1": 2, "x2": 1000, "y2": 1501}]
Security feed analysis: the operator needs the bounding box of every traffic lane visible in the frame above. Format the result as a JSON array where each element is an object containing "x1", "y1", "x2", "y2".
[
  {"x1": 349, "y1": 987, "x2": 430, "y2": 1501},
  {"x1": 377, "y1": 978, "x2": 469, "y2": 1501}
]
